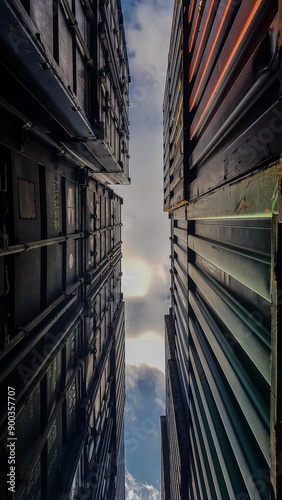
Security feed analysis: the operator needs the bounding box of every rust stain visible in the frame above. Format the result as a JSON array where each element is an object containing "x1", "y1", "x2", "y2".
[
  {"x1": 240, "y1": 201, "x2": 254, "y2": 212},
  {"x1": 234, "y1": 196, "x2": 244, "y2": 213},
  {"x1": 168, "y1": 200, "x2": 188, "y2": 213},
  {"x1": 234, "y1": 195, "x2": 255, "y2": 214}
]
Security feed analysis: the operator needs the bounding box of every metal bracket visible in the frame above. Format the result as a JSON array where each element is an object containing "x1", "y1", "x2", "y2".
[{"x1": 20, "y1": 122, "x2": 32, "y2": 152}]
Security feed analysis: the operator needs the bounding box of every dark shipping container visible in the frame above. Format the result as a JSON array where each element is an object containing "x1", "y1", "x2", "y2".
[
  {"x1": 0, "y1": 0, "x2": 130, "y2": 185},
  {"x1": 0, "y1": 125, "x2": 126, "y2": 498},
  {"x1": 162, "y1": 0, "x2": 282, "y2": 499},
  {"x1": 0, "y1": 12, "x2": 127, "y2": 492}
]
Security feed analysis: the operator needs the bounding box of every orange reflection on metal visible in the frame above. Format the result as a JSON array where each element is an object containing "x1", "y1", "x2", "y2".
[
  {"x1": 189, "y1": 0, "x2": 215, "y2": 82},
  {"x1": 191, "y1": 0, "x2": 263, "y2": 138},
  {"x1": 189, "y1": 0, "x2": 196, "y2": 23},
  {"x1": 189, "y1": 0, "x2": 232, "y2": 110},
  {"x1": 189, "y1": 11, "x2": 200, "y2": 52}
]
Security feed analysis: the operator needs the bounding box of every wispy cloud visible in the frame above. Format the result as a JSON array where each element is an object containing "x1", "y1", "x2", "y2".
[
  {"x1": 125, "y1": 470, "x2": 161, "y2": 500},
  {"x1": 117, "y1": 0, "x2": 172, "y2": 495},
  {"x1": 126, "y1": 363, "x2": 165, "y2": 393},
  {"x1": 124, "y1": 260, "x2": 170, "y2": 351},
  {"x1": 126, "y1": 0, "x2": 173, "y2": 120},
  {"x1": 115, "y1": 0, "x2": 173, "y2": 269},
  {"x1": 125, "y1": 364, "x2": 165, "y2": 489},
  {"x1": 126, "y1": 336, "x2": 165, "y2": 372}
]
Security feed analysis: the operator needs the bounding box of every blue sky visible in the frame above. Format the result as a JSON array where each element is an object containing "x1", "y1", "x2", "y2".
[{"x1": 114, "y1": 0, "x2": 174, "y2": 498}]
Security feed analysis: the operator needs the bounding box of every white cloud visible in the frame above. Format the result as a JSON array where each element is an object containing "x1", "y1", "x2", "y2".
[
  {"x1": 125, "y1": 469, "x2": 161, "y2": 500},
  {"x1": 116, "y1": 0, "x2": 172, "y2": 494},
  {"x1": 123, "y1": 257, "x2": 153, "y2": 297},
  {"x1": 125, "y1": 363, "x2": 165, "y2": 421},
  {"x1": 126, "y1": 0, "x2": 173, "y2": 119},
  {"x1": 125, "y1": 363, "x2": 165, "y2": 393},
  {"x1": 124, "y1": 364, "x2": 165, "y2": 490},
  {"x1": 126, "y1": 336, "x2": 165, "y2": 373}
]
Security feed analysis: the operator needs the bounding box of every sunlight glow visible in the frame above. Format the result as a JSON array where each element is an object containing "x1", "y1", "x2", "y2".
[
  {"x1": 123, "y1": 258, "x2": 152, "y2": 297},
  {"x1": 126, "y1": 332, "x2": 165, "y2": 373}
]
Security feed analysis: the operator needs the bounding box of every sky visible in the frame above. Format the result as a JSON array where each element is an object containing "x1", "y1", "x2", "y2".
[{"x1": 113, "y1": 0, "x2": 174, "y2": 498}]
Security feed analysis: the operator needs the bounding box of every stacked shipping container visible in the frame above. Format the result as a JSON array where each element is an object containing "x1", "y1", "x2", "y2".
[
  {"x1": 162, "y1": 0, "x2": 282, "y2": 499},
  {"x1": 0, "y1": 117, "x2": 126, "y2": 499},
  {"x1": 0, "y1": 0, "x2": 130, "y2": 498},
  {"x1": 0, "y1": 0, "x2": 130, "y2": 185}
]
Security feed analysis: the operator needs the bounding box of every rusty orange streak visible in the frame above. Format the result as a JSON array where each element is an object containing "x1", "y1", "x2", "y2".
[
  {"x1": 189, "y1": 0, "x2": 232, "y2": 111},
  {"x1": 189, "y1": 11, "x2": 200, "y2": 52},
  {"x1": 188, "y1": 0, "x2": 196, "y2": 23},
  {"x1": 191, "y1": 0, "x2": 263, "y2": 138},
  {"x1": 189, "y1": 0, "x2": 215, "y2": 82}
]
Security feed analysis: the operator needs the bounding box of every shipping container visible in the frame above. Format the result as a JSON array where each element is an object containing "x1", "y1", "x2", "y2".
[
  {"x1": 164, "y1": 0, "x2": 282, "y2": 211},
  {"x1": 0, "y1": 0, "x2": 130, "y2": 185},
  {"x1": 0, "y1": 101, "x2": 126, "y2": 498},
  {"x1": 162, "y1": 1, "x2": 282, "y2": 499},
  {"x1": 0, "y1": 0, "x2": 128, "y2": 497}
]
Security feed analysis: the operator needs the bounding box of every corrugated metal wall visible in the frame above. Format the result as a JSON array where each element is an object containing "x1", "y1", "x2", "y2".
[
  {"x1": 0, "y1": 106, "x2": 125, "y2": 499},
  {"x1": 188, "y1": 0, "x2": 280, "y2": 202},
  {"x1": 187, "y1": 218, "x2": 272, "y2": 499},
  {"x1": 164, "y1": 0, "x2": 282, "y2": 211},
  {"x1": 163, "y1": 0, "x2": 184, "y2": 211},
  {"x1": 0, "y1": 0, "x2": 130, "y2": 184},
  {"x1": 166, "y1": 165, "x2": 282, "y2": 498},
  {"x1": 162, "y1": 0, "x2": 282, "y2": 498}
]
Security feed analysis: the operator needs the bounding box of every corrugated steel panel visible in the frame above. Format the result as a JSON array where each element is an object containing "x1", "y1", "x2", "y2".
[
  {"x1": 165, "y1": 164, "x2": 282, "y2": 498},
  {"x1": 0, "y1": 0, "x2": 130, "y2": 184},
  {"x1": 164, "y1": 0, "x2": 281, "y2": 211},
  {"x1": 0, "y1": 108, "x2": 125, "y2": 498},
  {"x1": 163, "y1": 0, "x2": 184, "y2": 211},
  {"x1": 16, "y1": 382, "x2": 41, "y2": 473},
  {"x1": 163, "y1": 1, "x2": 282, "y2": 498}
]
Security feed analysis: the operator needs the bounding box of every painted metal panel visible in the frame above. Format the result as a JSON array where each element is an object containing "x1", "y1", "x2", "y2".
[
  {"x1": 164, "y1": 0, "x2": 281, "y2": 211},
  {"x1": 16, "y1": 383, "x2": 41, "y2": 472},
  {"x1": 0, "y1": 0, "x2": 130, "y2": 184},
  {"x1": 163, "y1": 1, "x2": 282, "y2": 499},
  {"x1": 46, "y1": 353, "x2": 63, "y2": 416},
  {"x1": 0, "y1": 118, "x2": 125, "y2": 499},
  {"x1": 29, "y1": 0, "x2": 53, "y2": 56},
  {"x1": 58, "y1": 3, "x2": 74, "y2": 89},
  {"x1": 165, "y1": 177, "x2": 280, "y2": 498},
  {"x1": 163, "y1": 0, "x2": 184, "y2": 211}
]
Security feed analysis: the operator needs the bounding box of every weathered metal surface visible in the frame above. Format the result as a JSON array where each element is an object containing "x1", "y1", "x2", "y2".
[
  {"x1": 164, "y1": 196, "x2": 281, "y2": 498},
  {"x1": 185, "y1": 164, "x2": 281, "y2": 220},
  {"x1": 0, "y1": 102, "x2": 126, "y2": 498},
  {"x1": 163, "y1": 164, "x2": 282, "y2": 498},
  {"x1": 163, "y1": 1, "x2": 282, "y2": 495},
  {"x1": 163, "y1": 0, "x2": 184, "y2": 211},
  {"x1": 0, "y1": 0, "x2": 130, "y2": 184},
  {"x1": 164, "y1": 0, "x2": 281, "y2": 211}
]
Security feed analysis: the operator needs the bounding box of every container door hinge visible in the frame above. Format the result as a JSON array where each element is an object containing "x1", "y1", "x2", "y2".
[
  {"x1": 20, "y1": 122, "x2": 32, "y2": 152},
  {"x1": 56, "y1": 151, "x2": 64, "y2": 171}
]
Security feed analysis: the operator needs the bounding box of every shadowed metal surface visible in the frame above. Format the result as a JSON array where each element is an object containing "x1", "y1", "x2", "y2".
[{"x1": 162, "y1": 0, "x2": 282, "y2": 498}]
